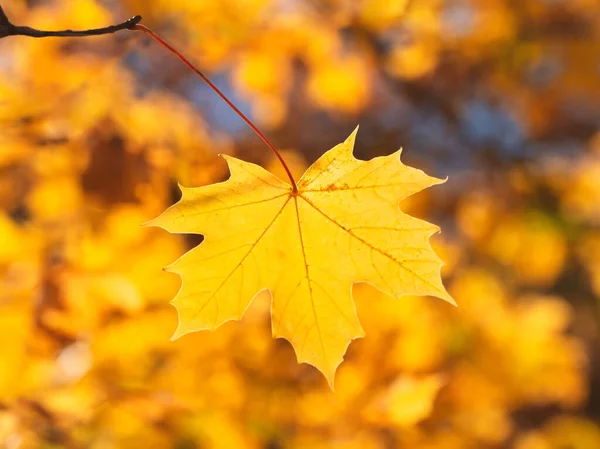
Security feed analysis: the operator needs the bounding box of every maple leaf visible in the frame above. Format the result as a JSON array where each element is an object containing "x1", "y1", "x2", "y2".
[{"x1": 149, "y1": 128, "x2": 455, "y2": 387}]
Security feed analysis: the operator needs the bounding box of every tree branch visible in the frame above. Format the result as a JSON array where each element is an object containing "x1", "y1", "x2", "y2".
[
  {"x1": 0, "y1": 5, "x2": 141, "y2": 39},
  {"x1": 0, "y1": 5, "x2": 9, "y2": 27}
]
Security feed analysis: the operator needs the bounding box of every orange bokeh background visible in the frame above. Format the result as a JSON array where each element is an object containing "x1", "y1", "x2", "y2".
[{"x1": 1, "y1": 0, "x2": 600, "y2": 447}]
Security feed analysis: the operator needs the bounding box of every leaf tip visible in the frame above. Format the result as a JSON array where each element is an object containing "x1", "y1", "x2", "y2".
[
  {"x1": 346, "y1": 125, "x2": 360, "y2": 147},
  {"x1": 140, "y1": 218, "x2": 156, "y2": 228},
  {"x1": 437, "y1": 175, "x2": 449, "y2": 185},
  {"x1": 170, "y1": 324, "x2": 189, "y2": 341},
  {"x1": 327, "y1": 377, "x2": 336, "y2": 392},
  {"x1": 333, "y1": 125, "x2": 361, "y2": 162},
  {"x1": 220, "y1": 154, "x2": 244, "y2": 179},
  {"x1": 439, "y1": 291, "x2": 458, "y2": 307},
  {"x1": 389, "y1": 147, "x2": 404, "y2": 164},
  {"x1": 141, "y1": 212, "x2": 167, "y2": 228},
  {"x1": 316, "y1": 363, "x2": 338, "y2": 391}
]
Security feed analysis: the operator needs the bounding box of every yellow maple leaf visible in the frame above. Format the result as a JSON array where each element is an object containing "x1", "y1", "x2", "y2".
[{"x1": 149, "y1": 128, "x2": 454, "y2": 387}]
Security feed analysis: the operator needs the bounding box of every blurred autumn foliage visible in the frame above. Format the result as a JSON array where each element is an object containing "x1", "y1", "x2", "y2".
[{"x1": 1, "y1": 0, "x2": 600, "y2": 448}]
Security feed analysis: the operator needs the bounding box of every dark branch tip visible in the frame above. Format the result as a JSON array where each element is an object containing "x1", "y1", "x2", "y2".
[
  {"x1": 0, "y1": 6, "x2": 10, "y2": 26},
  {"x1": 126, "y1": 15, "x2": 143, "y2": 29}
]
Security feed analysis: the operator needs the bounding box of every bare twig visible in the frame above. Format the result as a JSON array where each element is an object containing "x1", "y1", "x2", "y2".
[
  {"x1": 0, "y1": 5, "x2": 9, "y2": 27},
  {"x1": 0, "y1": 3, "x2": 297, "y2": 187},
  {"x1": 0, "y1": 4, "x2": 141, "y2": 39}
]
